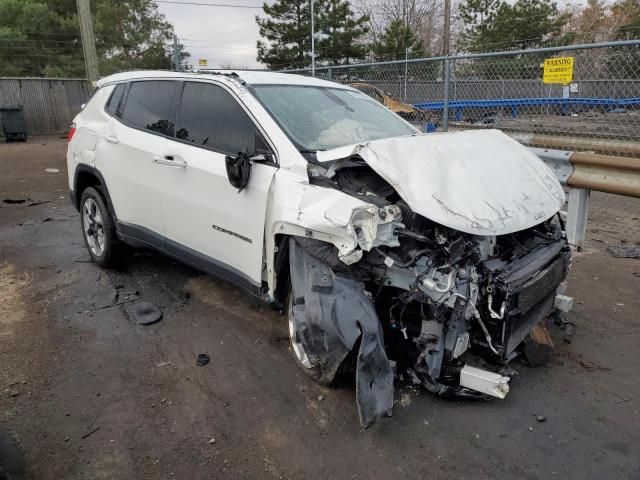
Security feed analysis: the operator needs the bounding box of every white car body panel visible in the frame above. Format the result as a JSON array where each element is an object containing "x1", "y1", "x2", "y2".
[
  {"x1": 352, "y1": 129, "x2": 565, "y2": 235},
  {"x1": 264, "y1": 170, "x2": 395, "y2": 292},
  {"x1": 100, "y1": 114, "x2": 174, "y2": 234},
  {"x1": 156, "y1": 141, "x2": 276, "y2": 287},
  {"x1": 66, "y1": 86, "x2": 113, "y2": 178},
  {"x1": 71, "y1": 70, "x2": 564, "y2": 296}
]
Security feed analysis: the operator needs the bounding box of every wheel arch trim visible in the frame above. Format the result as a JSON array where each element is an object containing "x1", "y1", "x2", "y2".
[{"x1": 72, "y1": 164, "x2": 118, "y2": 224}]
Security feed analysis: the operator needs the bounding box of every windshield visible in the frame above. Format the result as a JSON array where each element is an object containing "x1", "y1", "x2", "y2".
[{"x1": 251, "y1": 84, "x2": 418, "y2": 151}]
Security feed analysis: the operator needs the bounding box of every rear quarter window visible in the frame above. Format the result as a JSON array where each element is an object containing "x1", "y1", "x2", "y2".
[
  {"x1": 106, "y1": 84, "x2": 126, "y2": 117},
  {"x1": 120, "y1": 81, "x2": 179, "y2": 136}
]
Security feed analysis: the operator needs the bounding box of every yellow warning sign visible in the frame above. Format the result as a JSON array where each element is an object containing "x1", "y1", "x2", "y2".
[
  {"x1": 543, "y1": 57, "x2": 574, "y2": 84},
  {"x1": 198, "y1": 58, "x2": 208, "y2": 67}
]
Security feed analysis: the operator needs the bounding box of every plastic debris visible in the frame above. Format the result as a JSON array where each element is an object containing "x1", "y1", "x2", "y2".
[
  {"x1": 196, "y1": 354, "x2": 210, "y2": 366},
  {"x1": 128, "y1": 301, "x2": 162, "y2": 325},
  {"x1": 607, "y1": 245, "x2": 640, "y2": 258}
]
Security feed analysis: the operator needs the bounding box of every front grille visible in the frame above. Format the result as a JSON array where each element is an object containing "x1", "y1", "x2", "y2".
[
  {"x1": 504, "y1": 292, "x2": 555, "y2": 355},
  {"x1": 491, "y1": 242, "x2": 570, "y2": 358},
  {"x1": 511, "y1": 256, "x2": 566, "y2": 315}
]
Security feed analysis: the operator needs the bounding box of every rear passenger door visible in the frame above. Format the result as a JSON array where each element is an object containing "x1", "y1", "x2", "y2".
[
  {"x1": 156, "y1": 81, "x2": 277, "y2": 293},
  {"x1": 98, "y1": 80, "x2": 179, "y2": 239}
]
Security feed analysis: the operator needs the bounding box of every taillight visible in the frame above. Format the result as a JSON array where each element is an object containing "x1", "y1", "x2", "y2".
[{"x1": 68, "y1": 123, "x2": 76, "y2": 141}]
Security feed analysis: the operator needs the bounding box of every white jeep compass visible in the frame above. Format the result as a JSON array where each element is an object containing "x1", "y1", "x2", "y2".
[{"x1": 67, "y1": 70, "x2": 572, "y2": 427}]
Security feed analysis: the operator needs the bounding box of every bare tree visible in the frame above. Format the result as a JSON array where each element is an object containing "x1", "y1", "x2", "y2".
[{"x1": 354, "y1": 0, "x2": 444, "y2": 54}]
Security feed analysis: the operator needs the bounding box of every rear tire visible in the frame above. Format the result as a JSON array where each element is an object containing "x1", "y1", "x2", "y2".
[{"x1": 79, "y1": 186, "x2": 122, "y2": 267}]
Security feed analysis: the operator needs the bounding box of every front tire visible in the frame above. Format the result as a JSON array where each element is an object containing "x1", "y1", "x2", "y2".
[
  {"x1": 80, "y1": 186, "x2": 122, "y2": 267},
  {"x1": 287, "y1": 290, "x2": 356, "y2": 384},
  {"x1": 287, "y1": 290, "x2": 316, "y2": 374}
]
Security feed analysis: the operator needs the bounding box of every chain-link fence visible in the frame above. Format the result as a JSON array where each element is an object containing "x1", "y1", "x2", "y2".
[{"x1": 284, "y1": 40, "x2": 640, "y2": 157}]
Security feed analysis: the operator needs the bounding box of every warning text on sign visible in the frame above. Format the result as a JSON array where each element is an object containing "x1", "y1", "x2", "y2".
[{"x1": 543, "y1": 57, "x2": 574, "y2": 84}]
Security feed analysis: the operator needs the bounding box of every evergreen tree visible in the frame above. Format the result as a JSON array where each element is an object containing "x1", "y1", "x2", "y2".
[
  {"x1": 0, "y1": 0, "x2": 180, "y2": 77},
  {"x1": 256, "y1": 0, "x2": 368, "y2": 69},
  {"x1": 256, "y1": 0, "x2": 318, "y2": 70},
  {"x1": 458, "y1": 0, "x2": 569, "y2": 52},
  {"x1": 316, "y1": 0, "x2": 369, "y2": 65},
  {"x1": 372, "y1": 20, "x2": 423, "y2": 61}
]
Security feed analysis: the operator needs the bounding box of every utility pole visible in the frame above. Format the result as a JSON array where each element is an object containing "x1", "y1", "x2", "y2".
[
  {"x1": 403, "y1": 0, "x2": 408, "y2": 100},
  {"x1": 442, "y1": 0, "x2": 451, "y2": 56},
  {"x1": 404, "y1": 47, "x2": 409, "y2": 101},
  {"x1": 310, "y1": 0, "x2": 315, "y2": 76},
  {"x1": 172, "y1": 34, "x2": 183, "y2": 71},
  {"x1": 76, "y1": 0, "x2": 99, "y2": 84}
]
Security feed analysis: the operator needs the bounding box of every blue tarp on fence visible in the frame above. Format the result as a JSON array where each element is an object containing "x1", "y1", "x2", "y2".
[{"x1": 414, "y1": 97, "x2": 640, "y2": 119}]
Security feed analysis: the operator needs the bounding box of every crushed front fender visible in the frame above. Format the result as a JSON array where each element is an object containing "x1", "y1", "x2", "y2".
[{"x1": 288, "y1": 237, "x2": 394, "y2": 428}]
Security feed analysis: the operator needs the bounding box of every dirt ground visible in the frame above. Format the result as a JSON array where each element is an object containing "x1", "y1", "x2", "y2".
[{"x1": 0, "y1": 136, "x2": 639, "y2": 480}]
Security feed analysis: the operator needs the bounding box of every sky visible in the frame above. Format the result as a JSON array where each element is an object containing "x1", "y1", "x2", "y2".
[
  {"x1": 156, "y1": 0, "x2": 592, "y2": 70},
  {"x1": 156, "y1": 0, "x2": 268, "y2": 69}
]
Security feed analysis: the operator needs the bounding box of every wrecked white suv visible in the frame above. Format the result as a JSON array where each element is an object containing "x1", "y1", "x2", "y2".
[{"x1": 67, "y1": 70, "x2": 572, "y2": 427}]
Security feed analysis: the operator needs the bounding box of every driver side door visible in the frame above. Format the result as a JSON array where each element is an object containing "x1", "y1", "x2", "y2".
[{"x1": 156, "y1": 81, "x2": 277, "y2": 294}]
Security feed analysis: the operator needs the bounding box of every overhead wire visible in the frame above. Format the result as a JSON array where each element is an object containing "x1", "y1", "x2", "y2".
[{"x1": 156, "y1": 0, "x2": 262, "y2": 8}]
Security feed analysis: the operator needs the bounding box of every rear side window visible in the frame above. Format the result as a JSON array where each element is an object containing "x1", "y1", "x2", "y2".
[
  {"x1": 106, "y1": 84, "x2": 126, "y2": 116},
  {"x1": 175, "y1": 82, "x2": 269, "y2": 156},
  {"x1": 120, "y1": 81, "x2": 178, "y2": 136}
]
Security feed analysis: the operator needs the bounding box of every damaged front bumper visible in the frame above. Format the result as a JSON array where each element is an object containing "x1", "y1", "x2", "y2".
[
  {"x1": 286, "y1": 219, "x2": 572, "y2": 428},
  {"x1": 279, "y1": 132, "x2": 574, "y2": 428}
]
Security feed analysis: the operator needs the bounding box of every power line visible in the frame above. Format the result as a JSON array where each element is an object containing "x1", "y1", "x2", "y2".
[{"x1": 156, "y1": 0, "x2": 262, "y2": 8}]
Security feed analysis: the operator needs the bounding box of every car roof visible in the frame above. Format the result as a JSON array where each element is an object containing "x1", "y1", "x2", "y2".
[{"x1": 95, "y1": 70, "x2": 350, "y2": 90}]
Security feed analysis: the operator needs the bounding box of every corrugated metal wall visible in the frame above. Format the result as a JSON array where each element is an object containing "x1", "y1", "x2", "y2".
[{"x1": 0, "y1": 78, "x2": 91, "y2": 137}]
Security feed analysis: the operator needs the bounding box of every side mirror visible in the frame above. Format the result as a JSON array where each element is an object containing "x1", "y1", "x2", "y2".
[
  {"x1": 249, "y1": 153, "x2": 273, "y2": 164},
  {"x1": 225, "y1": 152, "x2": 274, "y2": 192},
  {"x1": 225, "y1": 152, "x2": 252, "y2": 192}
]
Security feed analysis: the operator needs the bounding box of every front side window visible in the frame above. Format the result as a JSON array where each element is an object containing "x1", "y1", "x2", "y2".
[
  {"x1": 251, "y1": 85, "x2": 417, "y2": 152},
  {"x1": 176, "y1": 82, "x2": 269, "y2": 156},
  {"x1": 120, "y1": 81, "x2": 178, "y2": 136}
]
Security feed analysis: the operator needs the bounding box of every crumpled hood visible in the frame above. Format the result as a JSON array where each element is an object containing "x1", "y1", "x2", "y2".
[{"x1": 352, "y1": 129, "x2": 565, "y2": 235}]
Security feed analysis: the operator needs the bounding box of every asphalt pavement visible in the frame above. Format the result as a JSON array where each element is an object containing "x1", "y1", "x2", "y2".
[{"x1": 0, "y1": 136, "x2": 638, "y2": 479}]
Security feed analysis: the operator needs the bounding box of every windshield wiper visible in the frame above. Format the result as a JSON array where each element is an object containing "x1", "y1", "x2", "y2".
[
  {"x1": 299, "y1": 149, "x2": 319, "y2": 163},
  {"x1": 323, "y1": 89, "x2": 355, "y2": 112}
]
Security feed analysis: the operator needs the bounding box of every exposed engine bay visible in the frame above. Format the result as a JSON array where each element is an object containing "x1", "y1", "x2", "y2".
[{"x1": 286, "y1": 144, "x2": 573, "y2": 428}]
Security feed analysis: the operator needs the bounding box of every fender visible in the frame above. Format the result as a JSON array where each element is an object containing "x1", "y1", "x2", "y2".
[{"x1": 71, "y1": 164, "x2": 118, "y2": 224}]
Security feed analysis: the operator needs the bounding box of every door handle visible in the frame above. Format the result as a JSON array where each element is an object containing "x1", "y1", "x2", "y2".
[
  {"x1": 104, "y1": 135, "x2": 119, "y2": 144},
  {"x1": 153, "y1": 155, "x2": 187, "y2": 168}
]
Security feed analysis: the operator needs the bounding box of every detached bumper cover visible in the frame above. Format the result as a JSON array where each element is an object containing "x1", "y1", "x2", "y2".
[{"x1": 289, "y1": 238, "x2": 394, "y2": 428}]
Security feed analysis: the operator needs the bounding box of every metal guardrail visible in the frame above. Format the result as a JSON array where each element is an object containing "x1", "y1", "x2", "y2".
[
  {"x1": 531, "y1": 147, "x2": 640, "y2": 249},
  {"x1": 514, "y1": 133, "x2": 640, "y2": 158}
]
